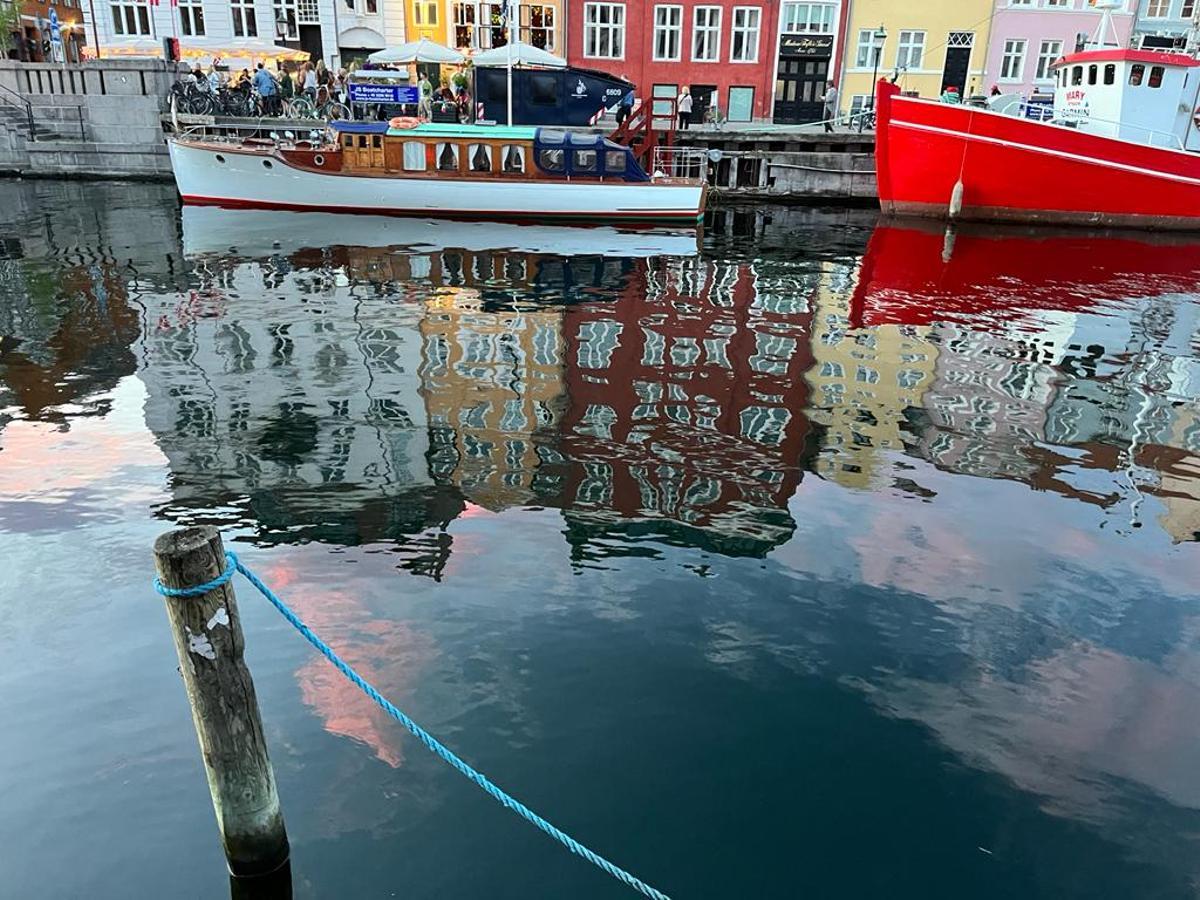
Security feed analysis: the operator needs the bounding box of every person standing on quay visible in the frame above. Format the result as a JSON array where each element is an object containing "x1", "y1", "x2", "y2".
[
  {"x1": 253, "y1": 62, "x2": 279, "y2": 115},
  {"x1": 418, "y1": 73, "x2": 433, "y2": 119},
  {"x1": 676, "y1": 86, "x2": 692, "y2": 130},
  {"x1": 823, "y1": 81, "x2": 838, "y2": 133},
  {"x1": 616, "y1": 81, "x2": 634, "y2": 127}
]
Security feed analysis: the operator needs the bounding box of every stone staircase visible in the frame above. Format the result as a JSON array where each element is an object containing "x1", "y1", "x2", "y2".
[{"x1": 0, "y1": 98, "x2": 79, "y2": 141}]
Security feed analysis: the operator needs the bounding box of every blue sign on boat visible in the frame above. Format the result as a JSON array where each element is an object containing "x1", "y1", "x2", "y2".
[{"x1": 348, "y1": 83, "x2": 420, "y2": 105}]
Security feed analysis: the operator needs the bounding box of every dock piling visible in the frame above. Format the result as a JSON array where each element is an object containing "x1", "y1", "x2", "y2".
[{"x1": 153, "y1": 526, "x2": 289, "y2": 878}]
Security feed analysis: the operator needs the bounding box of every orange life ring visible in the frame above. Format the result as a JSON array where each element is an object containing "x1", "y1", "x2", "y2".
[{"x1": 388, "y1": 116, "x2": 422, "y2": 129}]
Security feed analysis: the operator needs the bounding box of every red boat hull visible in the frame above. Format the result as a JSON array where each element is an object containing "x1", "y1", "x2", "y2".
[{"x1": 875, "y1": 81, "x2": 1200, "y2": 230}]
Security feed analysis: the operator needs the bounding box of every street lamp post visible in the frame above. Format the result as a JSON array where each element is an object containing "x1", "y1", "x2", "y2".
[{"x1": 861, "y1": 24, "x2": 887, "y2": 133}]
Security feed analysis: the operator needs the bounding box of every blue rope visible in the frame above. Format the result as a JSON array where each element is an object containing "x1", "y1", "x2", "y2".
[{"x1": 154, "y1": 551, "x2": 671, "y2": 900}]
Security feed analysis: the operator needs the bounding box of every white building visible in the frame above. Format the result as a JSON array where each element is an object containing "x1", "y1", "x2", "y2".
[{"x1": 81, "y1": 0, "x2": 405, "y2": 70}]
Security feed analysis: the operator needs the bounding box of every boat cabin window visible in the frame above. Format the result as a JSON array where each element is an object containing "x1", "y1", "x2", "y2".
[
  {"x1": 1130, "y1": 64, "x2": 1144, "y2": 86},
  {"x1": 343, "y1": 134, "x2": 354, "y2": 149},
  {"x1": 403, "y1": 141, "x2": 426, "y2": 171},
  {"x1": 574, "y1": 149, "x2": 597, "y2": 173},
  {"x1": 1088, "y1": 64, "x2": 1097, "y2": 85},
  {"x1": 502, "y1": 145, "x2": 525, "y2": 173},
  {"x1": 437, "y1": 142, "x2": 460, "y2": 171},
  {"x1": 605, "y1": 150, "x2": 627, "y2": 174},
  {"x1": 539, "y1": 147, "x2": 565, "y2": 172},
  {"x1": 1104, "y1": 64, "x2": 1115, "y2": 85},
  {"x1": 358, "y1": 135, "x2": 369, "y2": 149},
  {"x1": 1071, "y1": 65, "x2": 1083, "y2": 86},
  {"x1": 469, "y1": 143, "x2": 493, "y2": 172},
  {"x1": 1149, "y1": 65, "x2": 1164, "y2": 88}
]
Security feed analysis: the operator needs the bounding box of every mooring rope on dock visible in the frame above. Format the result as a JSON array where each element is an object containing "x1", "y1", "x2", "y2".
[{"x1": 154, "y1": 551, "x2": 671, "y2": 900}]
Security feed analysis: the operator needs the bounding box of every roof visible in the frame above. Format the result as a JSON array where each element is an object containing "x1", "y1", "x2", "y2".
[
  {"x1": 385, "y1": 123, "x2": 538, "y2": 139},
  {"x1": 1053, "y1": 48, "x2": 1200, "y2": 69}
]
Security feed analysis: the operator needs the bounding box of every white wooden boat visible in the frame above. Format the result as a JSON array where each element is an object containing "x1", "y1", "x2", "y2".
[{"x1": 168, "y1": 122, "x2": 707, "y2": 227}]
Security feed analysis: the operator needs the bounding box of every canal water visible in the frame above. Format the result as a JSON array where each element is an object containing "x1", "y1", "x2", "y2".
[{"x1": 1, "y1": 179, "x2": 1199, "y2": 900}]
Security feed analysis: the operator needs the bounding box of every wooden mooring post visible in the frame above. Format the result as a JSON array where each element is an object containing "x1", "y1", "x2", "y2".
[{"x1": 153, "y1": 526, "x2": 290, "y2": 878}]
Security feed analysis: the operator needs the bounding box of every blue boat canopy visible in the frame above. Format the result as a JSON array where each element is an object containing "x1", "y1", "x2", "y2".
[
  {"x1": 329, "y1": 121, "x2": 390, "y2": 134},
  {"x1": 532, "y1": 130, "x2": 648, "y2": 182}
]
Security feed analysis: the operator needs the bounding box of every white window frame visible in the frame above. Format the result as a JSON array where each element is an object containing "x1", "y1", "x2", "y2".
[
  {"x1": 692, "y1": 5, "x2": 722, "y2": 63},
  {"x1": 110, "y1": 0, "x2": 152, "y2": 36},
  {"x1": 895, "y1": 30, "x2": 925, "y2": 71},
  {"x1": 583, "y1": 2, "x2": 625, "y2": 59},
  {"x1": 179, "y1": 0, "x2": 205, "y2": 36},
  {"x1": 780, "y1": 1, "x2": 834, "y2": 34},
  {"x1": 652, "y1": 4, "x2": 683, "y2": 61},
  {"x1": 1183, "y1": 0, "x2": 1196, "y2": 17},
  {"x1": 730, "y1": 6, "x2": 761, "y2": 63},
  {"x1": 1145, "y1": 0, "x2": 1170, "y2": 17},
  {"x1": 230, "y1": 0, "x2": 257, "y2": 37},
  {"x1": 520, "y1": 3, "x2": 556, "y2": 52},
  {"x1": 1035, "y1": 38, "x2": 1062, "y2": 82},
  {"x1": 272, "y1": 0, "x2": 297, "y2": 40},
  {"x1": 1000, "y1": 38, "x2": 1027, "y2": 82},
  {"x1": 854, "y1": 28, "x2": 880, "y2": 68}
]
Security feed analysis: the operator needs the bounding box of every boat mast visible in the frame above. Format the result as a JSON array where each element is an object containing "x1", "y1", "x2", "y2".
[
  {"x1": 505, "y1": 0, "x2": 516, "y2": 125},
  {"x1": 1088, "y1": 1, "x2": 1121, "y2": 50}
]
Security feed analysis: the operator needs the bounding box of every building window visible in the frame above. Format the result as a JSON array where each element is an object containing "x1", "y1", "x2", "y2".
[
  {"x1": 271, "y1": 0, "x2": 297, "y2": 39},
  {"x1": 1145, "y1": 0, "x2": 1169, "y2": 16},
  {"x1": 520, "y1": 4, "x2": 555, "y2": 50},
  {"x1": 414, "y1": 0, "x2": 438, "y2": 25},
  {"x1": 583, "y1": 2, "x2": 624, "y2": 58},
  {"x1": 296, "y1": 0, "x2": 319, "y2": 23},
  {"x1": 781, "y1": 2, "x2": 833, "y2": 33},
  {"x1": 730, "y1": 7, "x2": 760, "y2": 63},
  {"x1": 231, "y1": 0, "x2": 257, "y2": 37},
  {"x1": 895, "y1": 30, "x2": 924, "y2": 70},
  {"x1": 692, "y1": 6, "x2": 721, "y2": 62},
  {"x1": 453, "y1": 2, "x2": 475, "y2": 47},
  {"x1": 653, "y1": 5, "x2": 682, "y2": 61},
  {"x1": 179, "y1": 0, "x2": 205, "y2": 36},
  {"x1": 110, "y1": 0, "x2": 151, "y2": 36},
  {"x1": 1000, "y1": 38, "x2": 1026, "y2": 81},
  {"x1": 1034, "y1": 39, "x2": 1061, "y2": 82},
  {"x1": 854, "y1": 28, "x2": 878, "y2": 68},
  {"x1": 1185, "y1": 0, "x2": 1197, "y2": 18}
]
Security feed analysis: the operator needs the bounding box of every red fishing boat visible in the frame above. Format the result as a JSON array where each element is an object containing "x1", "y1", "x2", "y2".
[{"x1": 874, "y1": 11, "x2": 1200, "y2": 230}]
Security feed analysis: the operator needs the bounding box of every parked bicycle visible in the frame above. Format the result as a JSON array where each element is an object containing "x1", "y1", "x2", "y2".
[
  {"x1": 170, "y1": 80, "x2": 216, "y2": 116},
  {"x1": 286, "y1": 85, "x2": 349, "y2": 121}
]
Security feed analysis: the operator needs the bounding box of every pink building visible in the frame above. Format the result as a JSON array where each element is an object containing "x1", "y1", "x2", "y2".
[{"x1": 983, "y1": 0, "x2": 1135, "y2": 98}]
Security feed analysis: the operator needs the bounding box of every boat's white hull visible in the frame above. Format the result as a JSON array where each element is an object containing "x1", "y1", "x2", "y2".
[
  {"x1": 180, "y1": 206, "x2": 701, "y2": 258},
  {"x1": 168, "y1": 140, "x2": 706, "y2": 225}
]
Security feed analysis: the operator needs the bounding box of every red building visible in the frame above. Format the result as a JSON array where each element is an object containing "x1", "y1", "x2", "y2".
[{"x1": 565, "y1": 0, "x2": 781, "y2": 123}]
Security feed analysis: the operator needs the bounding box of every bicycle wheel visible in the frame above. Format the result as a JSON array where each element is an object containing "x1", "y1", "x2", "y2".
[
  {"x1": 286, "y1": 97, "x2": 315, "y2": 119},
  {"x1": 323, "y1": 103, "x2": 350, "y2": 122}
]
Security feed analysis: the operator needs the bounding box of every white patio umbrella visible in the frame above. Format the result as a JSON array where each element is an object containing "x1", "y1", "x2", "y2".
[
  {"x1": 367, "y1": 39, "x2": 465, "y2": 65},
  {"x1": 471, "y1": 41, "x2": 566, "y2": 68}
]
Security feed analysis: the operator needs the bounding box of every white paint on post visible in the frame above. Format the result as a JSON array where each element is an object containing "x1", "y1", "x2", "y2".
[
  {"x1": 207, "y1": 607, "x2": 230, "y2": 630},
  {"x1": 186, "y1": 627, "x2": 217, "y2": 661}
]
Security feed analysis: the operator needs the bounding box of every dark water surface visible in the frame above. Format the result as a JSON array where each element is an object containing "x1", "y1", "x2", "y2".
[{"x1": 2, "y1": 180, "x2": 1199, "y2": 900}]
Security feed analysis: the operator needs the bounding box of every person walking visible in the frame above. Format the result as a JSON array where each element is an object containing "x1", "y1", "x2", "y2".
[
  {"x1": 676, "y1": 86, "x2": 692, "y2": 130},
  {"x1": 418, "y1": 73, "x2": 433, "y2": 119},
  {"x1": 822, "y1": 81, "x2": 838, "y2": 133},
  {"x1": 280, "y1": 67, "x2": 294, "y2": 105},
  {"x1": 615, "y1": 82, "x2": 634, "y2": 127},
  {"x1": 302, "y1": 63, "x2": 318, "y2": 99}
]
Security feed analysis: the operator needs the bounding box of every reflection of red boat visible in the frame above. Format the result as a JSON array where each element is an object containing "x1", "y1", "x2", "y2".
[
  {"x1": 850, "y1": 221, "x2": 1200, "y2": 328},
  {"x1": 874, "y1": 42, "x2": 1200, "y2": 229}
]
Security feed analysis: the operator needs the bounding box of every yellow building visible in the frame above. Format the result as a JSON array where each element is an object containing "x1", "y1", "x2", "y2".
[
  {"x1": 806, "y1": 263, "x2": 939, "y2": 490},
  {"x1": 399, "y1": 0, "x2": 564, "y2": 56},
  {"x1": 839, "y1": 0, "x2": 995, "y2": 117}
]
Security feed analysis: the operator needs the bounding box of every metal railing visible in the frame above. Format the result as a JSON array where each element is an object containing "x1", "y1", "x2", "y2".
[
  {"x1": 1014, "y1": 103, "x2": 1185, "y2": 150},
  {"x1": 175, "y1": 119, "x2": 331, "y2": 144},
  {"x1": 650, "y1": 145, "x2": 710, "y2": 180},
  {"x1": 0, "y1": 82, "x2": 34, "y2": 138}
]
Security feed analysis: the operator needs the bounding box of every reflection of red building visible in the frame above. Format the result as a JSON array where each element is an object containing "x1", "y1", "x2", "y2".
[{"x1": 558, "y1": 259, "x2": 815, "y2": 555}]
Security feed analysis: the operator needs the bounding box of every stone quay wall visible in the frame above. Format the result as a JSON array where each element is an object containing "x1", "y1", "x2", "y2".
[{"x1": 0, "y1": 60, "x2": 173, "y2": 179}]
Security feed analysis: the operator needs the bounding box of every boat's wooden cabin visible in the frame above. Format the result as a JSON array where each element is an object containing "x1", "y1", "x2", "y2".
[{"x1": 329, "y1": 122, "x2": 650, "y2": 182}]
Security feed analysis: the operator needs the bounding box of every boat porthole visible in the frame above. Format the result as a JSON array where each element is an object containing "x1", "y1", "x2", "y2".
[
  {"x1": 313, "y1": 154, "x2": 325, "y2": 166},
  {"x1": 262, "y1": 159, "x2": 273, "y2": 170},
  {"x1": 215, "y1": 154, "x2": 225, "y2": 164}
]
